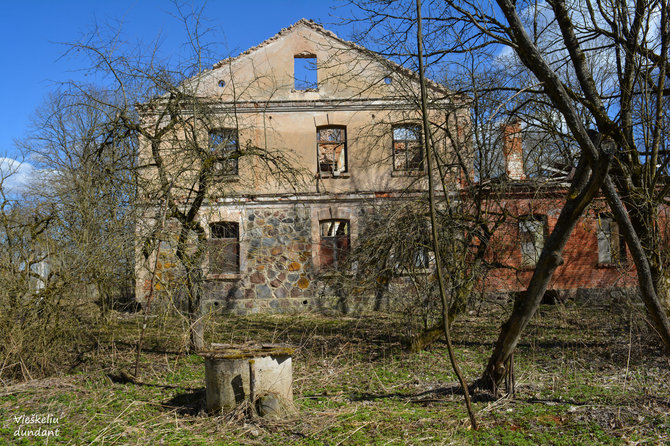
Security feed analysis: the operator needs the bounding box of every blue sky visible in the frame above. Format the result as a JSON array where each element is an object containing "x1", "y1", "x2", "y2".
[{"x1": 0, "y1": 0, "x2": 349, "y2": 162}]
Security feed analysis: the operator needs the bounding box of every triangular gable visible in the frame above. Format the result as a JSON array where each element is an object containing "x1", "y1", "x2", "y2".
[{"x1": 196, "y1": 19, "x2": 459, "y2": 103}]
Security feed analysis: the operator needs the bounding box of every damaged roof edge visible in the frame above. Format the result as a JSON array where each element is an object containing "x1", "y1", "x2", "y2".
[{"x1": 209, "y1": 18, "x2": 467, "y2": 103}]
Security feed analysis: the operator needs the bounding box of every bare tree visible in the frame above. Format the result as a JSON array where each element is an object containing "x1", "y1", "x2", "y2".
[
  {"x1": 24, "y1": 89, "x2": 137, "y2": 318},
  {"x1": 345, "y1": 0, "x2": 670, "y2": 394},
  {"x1": 411, "y1": 0, "x2": 670, "y2": 389},
  {"x1": 451, "y1": 0, "x2": 670, "y2": 391},
  {"x1": 0, "y1": 166, "x2": 73, "y2": 380},
  {"x1": 56, "y1": 4, "x2": 301, "y2": 353}
]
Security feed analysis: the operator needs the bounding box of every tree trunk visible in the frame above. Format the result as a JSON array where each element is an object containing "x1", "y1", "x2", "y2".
[
  {"x1": 623, "y1": 198, "x2": 670, "y2": 317},
  {"x1": 97, "y1": 282, "x2": 109, "y2": 318},
  {"x1": 186, "y1": 265, "x2": 205, "y2": 352},
  {"x1": 408, "y1": 323, "x2": 444, "y2": 353}
]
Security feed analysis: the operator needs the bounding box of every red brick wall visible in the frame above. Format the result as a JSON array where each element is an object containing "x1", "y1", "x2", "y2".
[{"x1": 482, "y1": 191, "x2": 637, "y2": 293}]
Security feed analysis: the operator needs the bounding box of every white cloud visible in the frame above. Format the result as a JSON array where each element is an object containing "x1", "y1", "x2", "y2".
[{"x1": 0, "y1": 158, "x2": 37, "y2": 194}]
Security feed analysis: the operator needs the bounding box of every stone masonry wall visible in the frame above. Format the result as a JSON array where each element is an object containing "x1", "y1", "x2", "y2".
[{"x1": 203, "y1": 204, "x2": 316, "y2": 314}]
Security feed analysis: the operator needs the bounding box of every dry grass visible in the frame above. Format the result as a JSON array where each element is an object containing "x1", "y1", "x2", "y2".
[{"x1": 1, "y1": 298, "x2": 669, "y2": 445}]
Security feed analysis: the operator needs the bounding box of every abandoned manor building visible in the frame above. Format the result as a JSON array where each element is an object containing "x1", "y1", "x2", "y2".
[{"x1": 135, "y1": 19, "x2": 636, "y2": 315}]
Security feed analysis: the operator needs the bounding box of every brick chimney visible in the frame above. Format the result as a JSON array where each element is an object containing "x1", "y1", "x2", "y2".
[{"x1": 501, "y1": 120, "x2": 525, "y2": 181}]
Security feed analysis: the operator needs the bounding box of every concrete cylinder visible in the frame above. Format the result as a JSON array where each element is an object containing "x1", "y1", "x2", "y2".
[{"x1": 200, "y1": 344, "x2": 294, "y2": 416}]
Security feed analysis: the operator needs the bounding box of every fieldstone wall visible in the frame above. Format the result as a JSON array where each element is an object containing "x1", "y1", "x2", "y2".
[
  {"x1": 138, "y1": 220, "x2": 191, "y2": 311},
  {"x1": 204, "y1": 201, "x2": 432, "y2": 316},
  {"x1": 203, "y1": 204, "x2": 317, "y2": 314}
]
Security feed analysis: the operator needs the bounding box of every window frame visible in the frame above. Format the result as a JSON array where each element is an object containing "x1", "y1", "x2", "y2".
[
  {"x1": 519, "y1": 215, "x2": 547, "y2": 268},
  {"x1": 319, "y1": 219, "x2": 350, "y2": 269},
  {"x1": 596, "y1": 214, "x2": 626, "y2": 265},
  {"x1": 316, "y1": 125, "x2": 348, "y2": 176},
  {"x1": 208, "y1": 221, "x2": 240, "y2": 275},
  {"x1": 208, "y1": 128, "x2": 239, "y2": 176},
  {"x1": 392, "y1": 124, "x2": 424, "y2": 171}
]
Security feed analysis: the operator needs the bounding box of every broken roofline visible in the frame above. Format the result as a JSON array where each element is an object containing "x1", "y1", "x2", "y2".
[
  {"x1": 137, "y1": 19, "x2": 469, "y2": 113},
  {"x1": 207, "y1": 18, "x2": 467, "y2": 103}
]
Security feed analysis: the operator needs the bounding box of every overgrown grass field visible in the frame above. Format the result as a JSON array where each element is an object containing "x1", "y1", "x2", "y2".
[{"x1": 1, "y1": 299, "x2": 668, "y2": 445}]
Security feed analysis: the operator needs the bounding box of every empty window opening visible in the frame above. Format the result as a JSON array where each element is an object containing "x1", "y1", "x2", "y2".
[
  {"x1": 319, "y1": 219, "x2": 350, "y2": 269},
  {"x1": 294, "y1": 55, "x2": 317, "y2": 90},
  {"x1": 519, "y1": 216, "x2": 546, "y2": 267},
  {"x1": 317, "y1": 126, "x2": 347, "y2": 175},
  {"x1": 390, "y1": 246, "x2": 431, "y2": 274},
  {"x1": 218, "y1": 80, "x2": 226, "y2": 88},
  {"x1": 209, "y1": 129, "x2": 239, "y2": 175},
  {"x1": 209, "y1": 221, "x2": 240, "y2": 274},
  {"x1": 393, "y1": 125, "x2": 423, "y2": 171},
  {"x1": 597, "y1": 214, "x2": 625, "y2": 264},
  {"x1": 541, "y1": 289, "x2": 560, "y2": 305},
  {"x1": 384, "y1": 76, "x2": 393, "y2": 84}
]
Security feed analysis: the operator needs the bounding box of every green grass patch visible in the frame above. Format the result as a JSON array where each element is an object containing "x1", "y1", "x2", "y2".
[{"x1": 1, "y1": 301, "x2": 668, "y2": 444}]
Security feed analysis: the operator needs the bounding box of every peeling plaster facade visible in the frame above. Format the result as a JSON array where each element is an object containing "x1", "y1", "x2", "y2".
[{"x1": 136, "y1": 19, "x2": 469, "y2": 314}]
